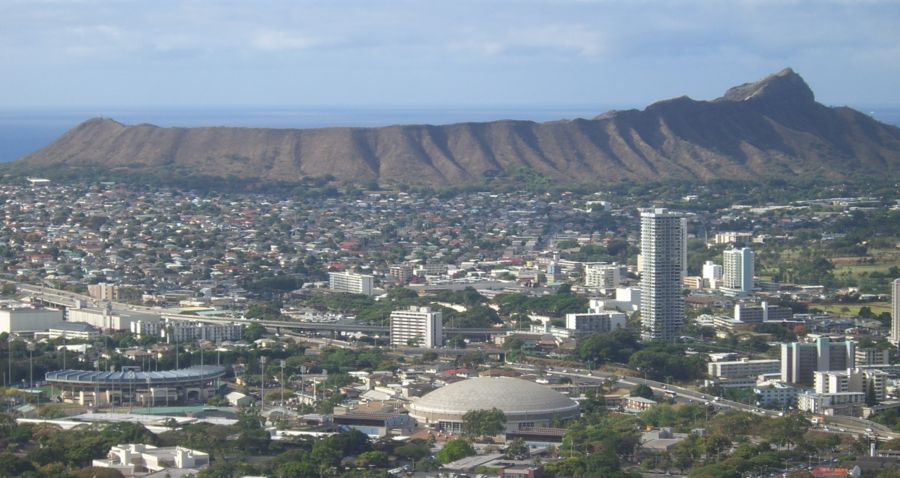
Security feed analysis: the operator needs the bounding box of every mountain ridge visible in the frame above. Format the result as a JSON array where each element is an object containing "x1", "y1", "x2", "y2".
[{"x1": 11, "y1": 68, "x2": 900, "y2": 187}]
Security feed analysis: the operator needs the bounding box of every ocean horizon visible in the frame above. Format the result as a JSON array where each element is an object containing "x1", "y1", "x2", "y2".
[{"x1": 2, "y1": 105, "x2": 898, "y2": 164}]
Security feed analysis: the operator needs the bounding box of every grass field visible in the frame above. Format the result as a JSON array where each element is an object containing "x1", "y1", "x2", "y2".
[{"x1": 812, "y1": 302, "x2": 891, "y2": 316}]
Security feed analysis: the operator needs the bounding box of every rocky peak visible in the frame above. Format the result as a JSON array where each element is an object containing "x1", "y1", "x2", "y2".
[{"x1": 717, "y1": 67, "x2": 815, "y2": 104}]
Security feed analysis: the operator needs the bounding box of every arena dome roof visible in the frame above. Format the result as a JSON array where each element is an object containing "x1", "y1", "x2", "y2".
[{"x1": 408, "y1": 376, "x2": 579, "y2": 417}]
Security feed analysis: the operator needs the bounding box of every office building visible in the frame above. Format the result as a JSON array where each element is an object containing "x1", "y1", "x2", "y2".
[
  {"x1": 329, "y1": 271, "x2": 374, "y2": 296},
  {"x1": 565, "y1": 311, "x2": 626, "y2": 335},
  {"x1": 701, "y1": 260, "x2": 723, "y2": 289},
  {"x1": 780, "y1": 337, "x2": 856, "y2": 385},
  {"x1": 0, "y1": 307, "x2": 64, "y2": 333},
  {"x1": 640, "y1": 208, "x2": 686, "y2": 341},
  {"x1": 734, "y1": 301, "x2": 793, "y2": 324},
  {"x1": 390, "y1": 306, "x2": 442, "y2": 348},
  {"x1": 584, "y1": 263, "x2": 621, "y2": 289},
  {"x1": 722, "y1": 248, "x2": 754, "y2": 296},
  {"x1": 892, "y1": 278, "x2": 900, "y2": 346}
]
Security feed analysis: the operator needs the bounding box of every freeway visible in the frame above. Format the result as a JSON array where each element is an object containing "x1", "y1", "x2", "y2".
[
  {"x1": 5, "y1": 279, "x2": 507, "y2": 337},
  {"x1": 532, "y1": 365, "x2": 900, "y2": 440}
]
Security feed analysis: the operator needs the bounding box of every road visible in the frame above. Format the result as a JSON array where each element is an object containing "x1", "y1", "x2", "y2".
[{"x1": 4, "y1": 278, "x2": 507, "y2": 337}]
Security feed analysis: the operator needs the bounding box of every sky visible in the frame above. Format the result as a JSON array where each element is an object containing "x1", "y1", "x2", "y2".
[{"x1": 1, "y1": 0, "x2": 900, "y2": 110}]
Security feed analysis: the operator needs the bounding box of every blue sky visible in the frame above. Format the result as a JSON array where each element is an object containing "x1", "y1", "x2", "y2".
[{"x1": 2, "y1": 0, "x2": 899, "y2": 109}]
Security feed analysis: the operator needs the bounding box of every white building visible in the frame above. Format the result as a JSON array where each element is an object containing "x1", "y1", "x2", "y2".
[
  {"x1": 708, "y1": 358, "x2": 781, "y2": 379},
  {"x1": 390, "y1": 306, "x2": 443, "y2": 348},
  {"x1": 67, "y1": 307, "x2": 160, "y2": 332},
  {"x1": 92, "y1": 444, "x2": 209, "y2": 477},
  {"x1": 892, "y1": 278, "x2": 900, "y2": 346},
  {"x1": 329, "y1": 271, "x2": 374, "y2": 296},
  {"x1": 754, "y1": 380, "x2": 798, "y2": 409},
  {"x1": 161, "y1": 320, "x2": 242, "y2": 343},
  {"x1": 565, "y1": 311, "x2": 626, "y2": 335},
  {"x1": 48, "y1": 322, "x2": 101, "y2": 340},
  {"x1": 701, "y1": 261, "x2": 723, "y2": 290},
  {"x1": 640, "y1": 208, "x2": 686, "y2": 341},
  {"x1": 814, "y1": 368, "x2": 887, "y2": 402},
  {"x1": 0, "y1": 307, "x2": 64, "y2": 333},
  {"x1": 797, "y1": 391, "x2": 865, "y2": 416},
  {"x1": 592, "y1": 287, "x2": 641, "y2": 313},
  {"x1": 584, "y1": 263, "x2": 621, "y2": 289},
  {"x1": 722, "y1": 247, "x2": 754, "y2": 297}
]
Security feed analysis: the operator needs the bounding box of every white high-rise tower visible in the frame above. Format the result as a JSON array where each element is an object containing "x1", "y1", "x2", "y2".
[
  {"x1": 640, "y1": 208, "x2": 685, "y2": 341},
  {"x1": 891, "y1": 278, "x2": 900, "y2": 346},
  {"x1": 722, "y1": 247, "x2": 755, "y2": 296}
]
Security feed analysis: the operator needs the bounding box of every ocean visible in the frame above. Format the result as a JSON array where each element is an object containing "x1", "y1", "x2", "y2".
[{"x1": 1, "y1": 105, "x2": 898, "y2": 163}]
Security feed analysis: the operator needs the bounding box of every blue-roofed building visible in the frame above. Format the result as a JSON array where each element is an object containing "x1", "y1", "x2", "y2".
[{"x1": 45, "y1": 365, "x2": 225, "y2": 407}]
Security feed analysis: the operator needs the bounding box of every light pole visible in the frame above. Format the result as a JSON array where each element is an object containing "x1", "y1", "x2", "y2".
[
  {"x1": 260, "y1": 356, "x2": 267, "y2": 415},
  {"x1": 280, "y1": 359, "x2": 286, "y2": 407}
]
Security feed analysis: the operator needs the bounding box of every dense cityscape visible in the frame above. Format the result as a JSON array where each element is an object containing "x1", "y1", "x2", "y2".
[{"x1": 0, "y1": 178, "x2": 897, "y2": 478}]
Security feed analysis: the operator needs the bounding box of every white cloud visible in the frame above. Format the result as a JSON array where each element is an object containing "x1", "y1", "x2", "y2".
[{"x1": 251, "y1": 30, "x2": 322, "y2": 52}]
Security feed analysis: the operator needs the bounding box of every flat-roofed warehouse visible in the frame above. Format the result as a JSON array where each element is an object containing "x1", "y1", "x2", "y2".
[
  {"x1": 46, "y1": 365, "x2": 225, "y2": 407},
  {"x1": 407, "y1": 377, "x2": 579, "y2": 433}
]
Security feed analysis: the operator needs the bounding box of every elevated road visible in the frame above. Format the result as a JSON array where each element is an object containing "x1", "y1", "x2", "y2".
[{"x1": 4, "y1": 279, "x2": 506, "y2": 337}]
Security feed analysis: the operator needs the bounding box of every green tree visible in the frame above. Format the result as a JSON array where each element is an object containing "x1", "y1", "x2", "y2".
[
  {"x1": 630, "y1": 384, "x2": 655, "y2": 399},
  {"x1": 461, "y1": 408, "x2": 507, "y2": 438},
  {"x1": 435, "y1": 439, "x2": 476, "y2": 464}
]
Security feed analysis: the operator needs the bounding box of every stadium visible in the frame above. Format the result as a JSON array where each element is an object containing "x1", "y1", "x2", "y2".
[
  {"x1": 407, "y1": 376, "x2": 580, "y2": 433},
  {"x1": 46, "y1": 366, "x2": 226, "y2": 407}
]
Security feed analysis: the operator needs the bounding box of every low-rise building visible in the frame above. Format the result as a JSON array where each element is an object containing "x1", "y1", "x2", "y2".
[
  {"x1": 92, "y1": 444, "x2": 209, "y2": 477},
  {"x1": 797, "y1": 391, "x2": 865, "y2": 416},
  {"x1": 753, "y1": 380, "x2": 798, "y2": 409},
  {"x1": 48, "y1": 322, "x2": 101, "y2": 340},
  {"x1": 708, "y1": 358, "x2": 781, "y2": 379}
]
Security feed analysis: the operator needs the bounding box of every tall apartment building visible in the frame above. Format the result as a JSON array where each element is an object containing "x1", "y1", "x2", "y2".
[
  {"x1": 701, "y1": 260, "x2": 723, "y2": 289},
  {"x1": 892, "y1": 278, "x2": 900, "y2": 346},
  {"x1": 388, "y1": 264, "x2": 413, "y2": 284},
  {"x1": 584, "y1": 263, "x2": 621, "y2": 289},
  {"x1": 565, "y1": 311, "x2": 626, "y2": 335},
  {"x1": 780, "y1": 337, "x2": 856, "y2": 385},
  {"x1": 329, "y1": 271, "x2": 374, "y2": 296},
  {"x1": 722, "y1": 248, "x2": 754, "y2": 297},
  {"x1": 640, "y1": 208, "x2": 686, "y2": 341},
  {"x1": 390, "y1": 306, "x2": 443, "y2": 348},
  {"x1": 88, "y1": 283, "x2": 117, "y2": 301},
  {"x1": 855, "y1": 347, "x2": 890, "y2": 366}
]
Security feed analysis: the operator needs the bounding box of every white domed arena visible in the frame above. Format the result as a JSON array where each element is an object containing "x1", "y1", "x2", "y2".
[{"x1": 408, "y1": 376, "x2": 579, "y2": 433}]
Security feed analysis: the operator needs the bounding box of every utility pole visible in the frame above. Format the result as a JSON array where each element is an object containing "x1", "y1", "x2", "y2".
[{"x1": 27, "y1": 342, "x2": 33, "y2": 389}]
